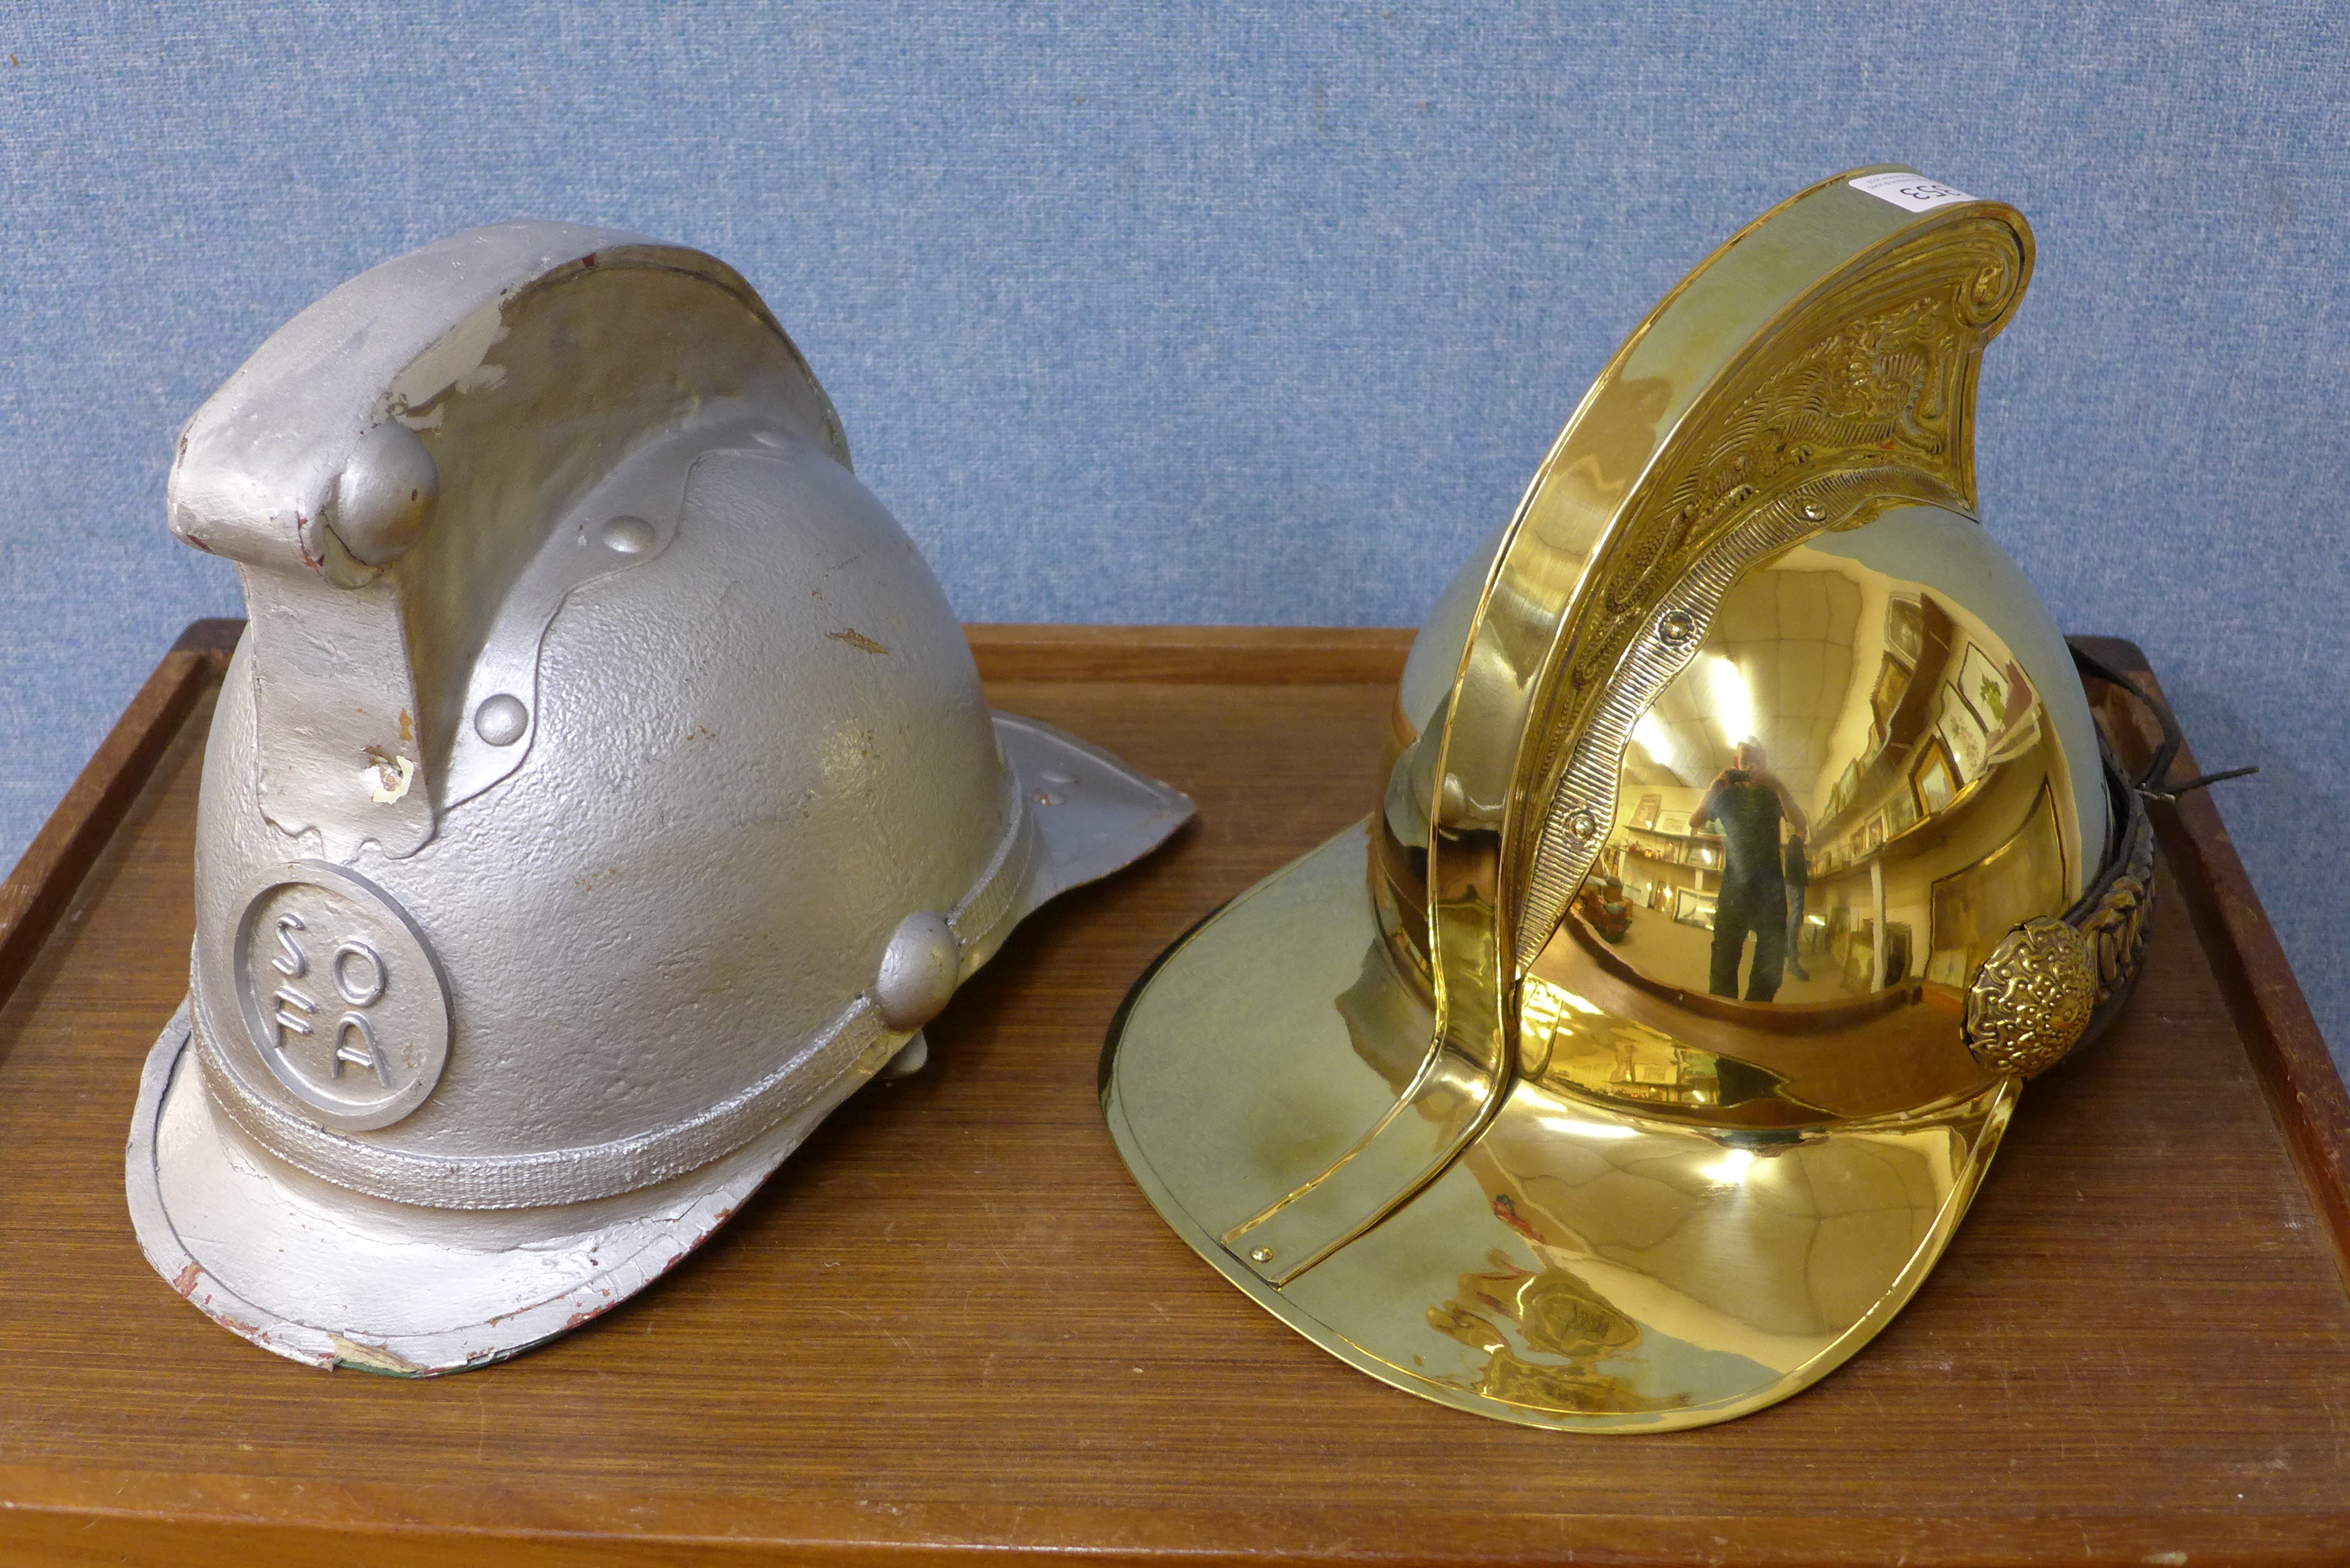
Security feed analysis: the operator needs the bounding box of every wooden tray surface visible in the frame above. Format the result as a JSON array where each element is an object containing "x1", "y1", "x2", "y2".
[{"x1": 1, "y1": 621, "x2": 2346, "y2": 1566}]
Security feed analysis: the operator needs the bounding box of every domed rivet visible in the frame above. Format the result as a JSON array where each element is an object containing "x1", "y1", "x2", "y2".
[
  {"x1": 874, "y1": 910, "x2": 959, "y2": 1031},
  {"x1": 1657, "y1": 609, "x2": 1697, "y2": 647},
  {"x1": 1250, "y1": 1247, "x2": 1275, "y2": 1264},
  {"x1": 331, "y1": 422, "x2": 439, "y2": 567},
  {"x1": 1799, "y1": 501, "x2": 1827, "y2": 523},
  {"x1": 1565, "y1": 808, "x2": 1599, "y2": 842},
  {"x1": 601, "y1": 515, "x2": 657, "y2": 555},
  {"x1": 474, "y1": 694, "x2": 528, "y2": 747}
]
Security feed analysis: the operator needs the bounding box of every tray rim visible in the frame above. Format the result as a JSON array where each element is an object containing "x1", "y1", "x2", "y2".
[{"x1": 2, "y1": 618, "x2": 2345, "y2": 1566}]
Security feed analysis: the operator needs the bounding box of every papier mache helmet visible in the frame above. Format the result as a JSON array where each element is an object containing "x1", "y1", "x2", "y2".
[
  {"x1": 129, "y1": 222, "x2": 1192, "y2": 1374},
  {"x1": 1102, "y1": 168, "x2": 2156, "y2": 1431}
]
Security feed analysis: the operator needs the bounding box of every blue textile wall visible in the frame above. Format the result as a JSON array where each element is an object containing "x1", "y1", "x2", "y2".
[{"x1": 4, "y1": 4, "x2": 2346, "y2": 1062}]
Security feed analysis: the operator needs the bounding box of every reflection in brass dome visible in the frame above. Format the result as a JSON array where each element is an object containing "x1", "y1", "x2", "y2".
[
  {"x1": 1370, "y1": 502, "x2": 2111, "y2": 1127},
  {"x1": 1517, "y1": 504, "x2": 2107, "y2": 1122}
]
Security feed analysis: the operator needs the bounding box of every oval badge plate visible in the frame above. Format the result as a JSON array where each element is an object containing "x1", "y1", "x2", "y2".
[{"x1": 233, "y1": 861, "x2": 451, "y2": 1131}]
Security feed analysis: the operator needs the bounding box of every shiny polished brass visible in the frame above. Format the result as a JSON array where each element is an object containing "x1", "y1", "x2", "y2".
[{"x1": 1103, "y1": 167, "x2": 2157, "y2": 1432}]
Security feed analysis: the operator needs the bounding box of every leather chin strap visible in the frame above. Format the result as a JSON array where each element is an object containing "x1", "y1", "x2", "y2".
[
  {"x1": 2067, "y1": 640, "x2": 2259, "y2": 803},
  {"x1": 2039, "y1": 637, "x2": 2256, "y2": 1070}
]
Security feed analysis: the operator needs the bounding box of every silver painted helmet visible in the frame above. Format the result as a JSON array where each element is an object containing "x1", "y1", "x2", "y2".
[{"x1": 128, "y1": 223, "x2": 1192, "y2": 1374}]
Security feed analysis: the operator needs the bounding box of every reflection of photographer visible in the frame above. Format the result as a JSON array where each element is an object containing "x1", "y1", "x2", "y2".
[
  {"x1": 1691, "y1": 740, "x2": 1809, "y2": 1002},
  {"x1": 1784, "y1": 830, "x2": 1810, "y2": 981}
]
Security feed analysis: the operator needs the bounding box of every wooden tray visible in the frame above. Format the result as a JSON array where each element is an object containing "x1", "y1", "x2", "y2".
[{"x1": 2, "y1": 621, "x2": 2346, "y2": 1566}]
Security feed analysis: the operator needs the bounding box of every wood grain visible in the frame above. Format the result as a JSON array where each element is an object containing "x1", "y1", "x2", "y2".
[
  {"x1": 964, "y1": 623, "x2": 1413, "y2": 684},
  {"x1": 2074, "y1": 636, "x2": 2350, "y2": 1297},
  {"x1": 0, "y1": 619, "x2": 237, "y2": 1008},
  {"x1": 1, "y1": 625, "x2": 2348, "y2": 1566}
]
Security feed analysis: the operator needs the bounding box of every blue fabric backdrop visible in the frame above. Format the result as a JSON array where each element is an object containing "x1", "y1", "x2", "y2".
[{"x1": 4, "y1": 3, "x2": 2345, "y2": 1062}]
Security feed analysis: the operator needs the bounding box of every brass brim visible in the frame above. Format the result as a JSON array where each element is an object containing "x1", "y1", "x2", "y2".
[{"x1": 1103, "y1": 822, "x2": 2015, "y2": 1433}]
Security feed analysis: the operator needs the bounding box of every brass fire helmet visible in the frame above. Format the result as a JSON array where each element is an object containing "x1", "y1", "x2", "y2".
[{"x1": 1101, "y1": 169, "x2": 2156, "y2": 1432}]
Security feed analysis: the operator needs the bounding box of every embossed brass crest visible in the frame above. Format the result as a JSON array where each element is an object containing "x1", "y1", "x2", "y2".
[{"x1": 1511, "y1": 215, "x2": 2031, "y2": 976}]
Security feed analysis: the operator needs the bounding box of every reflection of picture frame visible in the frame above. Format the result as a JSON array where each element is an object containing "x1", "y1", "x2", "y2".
[
  {"x1": 1672, "y1": 887, "x2": 1716, "y2": 930},
  {"x1": 1886, "y1": 595, "x2": 1924, "y2": 664},
  {"x1": 1869, "y1": 656, "x2": 1912, "y2": 729},
  {"x1": 1959, "y1": 643, "x2": 2011, "y2": 732},
  {"x1": 1833, "y1": 759, "x2": 1861, "y2": 814},
  {"x1": 1843, "y1": 920, "x2": 1876, "y2": 992},
  {"x1": 1634, "y1": 793, "x2": 1660, "y2": 829},
  {"x1": 1863, "y1": 815, "x2": 1884, "y2": 852},
  {"x1": 1657, "y1": 811, "x2": 1689, "y2": 838},
  {"x1": 1939, "y1": 686, "x2": 1988, "y2": 781},
  {"x1": 1927, "y1": 782, "x2": 2069, "y2": 991},
  {"x1": 1884, "y1": 790, "x2": 1919, "y2": 836},
  {"x1": 1881, "y1": 922, "x2": 1913, "y2": 986},
  {"x1": 1912, "y1": 738, "x2": 1959, "y2": 815}
]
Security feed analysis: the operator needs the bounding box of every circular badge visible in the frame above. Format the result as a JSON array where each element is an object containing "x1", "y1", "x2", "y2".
[{"x1": 233, "y1": 861, "x2": 450, "y2": 1131}]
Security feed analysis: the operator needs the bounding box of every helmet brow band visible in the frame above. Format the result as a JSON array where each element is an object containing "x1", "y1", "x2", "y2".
[{"x1": 190, "y1": 774, "x2": 1038, "y2": 1211}]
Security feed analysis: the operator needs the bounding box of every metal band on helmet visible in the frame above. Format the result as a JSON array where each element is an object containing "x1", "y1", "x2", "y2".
[{"x1": 185, "y1": 772, "x2": 1041, "y2": 1209}]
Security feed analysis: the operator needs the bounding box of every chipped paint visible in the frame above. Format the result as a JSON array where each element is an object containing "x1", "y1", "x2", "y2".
[
  {"x1": 826, "y1": 628, "x2": 890, "y2": 655},
  {"x1": 329, "y1": 1333, "x2": 431, "y2": 1376},
  {"x1": 171, "y1": 1261, "x2": 204, "y2": 1296},
  {"x1": 386, "y1": 300, "x2": 510, "y2": 422},
  {"x1": 294, "y1": 510, "x2": 324, "y2": 574},
  {"x1": 363, "y1": 747, "x2": 416, "y2": 804}
]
